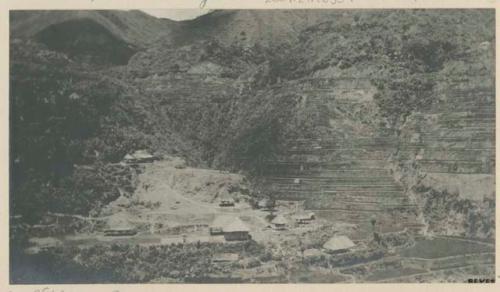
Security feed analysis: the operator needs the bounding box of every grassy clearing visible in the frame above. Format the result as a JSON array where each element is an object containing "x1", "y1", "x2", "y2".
[{"x1": 400, "y1": 237, "x2": 493, "y2": 259}]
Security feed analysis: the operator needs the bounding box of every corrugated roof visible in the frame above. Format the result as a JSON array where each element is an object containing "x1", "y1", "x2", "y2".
[
  {"x1": 323, "y1": 235, "x2": 355, "y2": 251},
  {"x1": 223, "y1": 217, "x2": 250, "y2": 233}
]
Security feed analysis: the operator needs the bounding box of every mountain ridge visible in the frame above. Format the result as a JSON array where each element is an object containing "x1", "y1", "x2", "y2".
[
  {"x1": 11, "y1": 10, "x2": 176, "y2": 46},
  {"x1": 10, "y1": 9, "x2": 496, "y2": 240}
]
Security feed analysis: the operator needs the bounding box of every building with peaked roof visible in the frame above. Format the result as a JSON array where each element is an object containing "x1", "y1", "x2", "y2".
[
  {"x1": 104, "y1": 212, "x2": 137, "y2": 236},
  {"x1": 223, "y1": 217, "x2": 251, "y2": 241},
  {"x1": 219, "y1": 196, "x2": 235, "y2": 207},
  {"x1": 271, "y1": 214, "x2": 288, "y2": 230},
  {"x1": 322, "y1": 235, "x2": 355, "y2": 254},
  {"x1": 218, "y1": 191, "x2": 236, "y2": 207},
  {"x1": 294, "y1": 212, "x2": 316, "y2": 224}
]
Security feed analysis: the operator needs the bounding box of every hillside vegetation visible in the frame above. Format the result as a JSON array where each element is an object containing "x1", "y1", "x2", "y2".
[{"x1": 10, "y1": 10, "x2": 495, "y2": 239}]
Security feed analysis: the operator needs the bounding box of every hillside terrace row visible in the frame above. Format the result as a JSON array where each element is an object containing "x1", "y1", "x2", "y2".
[{"x1": 261, "y1": 77, "x2": 492, "y2": 234}]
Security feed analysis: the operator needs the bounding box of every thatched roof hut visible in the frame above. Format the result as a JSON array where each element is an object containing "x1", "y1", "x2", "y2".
[
  {"x1": 322, "y1": 235, "x2": 355, "y2": 253},
  {"x1": 223, "y1": 217, "x2": 250, "y2": 233},
  {"x1": 223, "y1": 217, "x2": 251, "y2": 241}
]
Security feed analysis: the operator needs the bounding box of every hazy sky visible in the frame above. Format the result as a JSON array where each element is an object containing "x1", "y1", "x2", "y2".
[{"x1": 142, "y1": 9, "x2": 210, "y2": 21}]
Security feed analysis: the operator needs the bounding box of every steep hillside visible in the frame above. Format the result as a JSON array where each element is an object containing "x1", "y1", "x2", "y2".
[
  {"x1": 11, "y1": 10, "x2": 175, "y2": 64},
  {"x1": 11, "y1": 10, "x2": 174, "y2": 46},
  {"x1": 9, "y1": 39, "x2": 202, "y2": 222},
  {"x1": 10, "y1": 10, "x2": 495, "y2": 240}
]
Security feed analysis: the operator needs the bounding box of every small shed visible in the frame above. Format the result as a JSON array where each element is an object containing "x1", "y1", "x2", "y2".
[
  {"x1": 322, "y1": 235, "x2": 355, "y2": 254},
  {"x1": 257, "y1": 198, "x2": 275, "y2": 210},
  {"x1": 271, "y1": 215, "x2": 288, "y2": 230},
  {"x1": 223, "y1": 217, "x2": 250, "y2": 241},
  {"x1": 294, "y1": 212, "x2": 316, "y2": 224},
  {"x1": 123, "y1": 150, "x2": 156, "y2": 163},
  {"x1": 219, "y1": 195, "x2": 235, "y2": 207}
]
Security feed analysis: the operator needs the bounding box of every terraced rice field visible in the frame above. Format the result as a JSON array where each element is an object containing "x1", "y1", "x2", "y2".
[
  {"x1": 400, "y1": 78, "x2": 495, "y2": 176},
  {"x1": 261, "y1": 79, "x2": 419, "y2": 233}
]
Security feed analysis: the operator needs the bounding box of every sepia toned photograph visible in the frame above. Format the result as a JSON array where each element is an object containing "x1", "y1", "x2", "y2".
[{"x1": 8, "y1": 8, "x2": 495, "y2": 284}]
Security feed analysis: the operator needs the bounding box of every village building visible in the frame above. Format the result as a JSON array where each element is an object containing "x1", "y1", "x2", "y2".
[
  {"x1": 104, "y1": 212, "x2": 137, "y2": 236},
  {"x1": 257, "y1": 198, "x2": 275, "y2": 210},
  {"x1": 123, "y1": 149, "x2": 157, "y2": 163},
  {"x1": 222, "y1": 217, "x2": 251, "y2": 241},
  {"x1": 322, "y1": 235, "x2": 356, "y2": 254},
  {"x1": 294, "y1": 212, "x2": 316, "y2": 224},
  {"x1": 219, "y1": 195, "x2": 235, "y2": 207},
  {"x1": 209, "y1": 215, "x2": 235, "y2": 235},
  {"x1": 270, "y1": 215, "x2": 288, "y2": 230}
]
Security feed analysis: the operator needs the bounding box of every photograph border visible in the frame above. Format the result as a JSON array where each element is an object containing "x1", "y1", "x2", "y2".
[{"x1": 1, "y1": 1, "x2": 499, "y2": 291}]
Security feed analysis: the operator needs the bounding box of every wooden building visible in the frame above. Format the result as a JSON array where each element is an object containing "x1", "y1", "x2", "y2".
[{"x1": 223, "y1": 217, "x2": 251, "y2": 241}]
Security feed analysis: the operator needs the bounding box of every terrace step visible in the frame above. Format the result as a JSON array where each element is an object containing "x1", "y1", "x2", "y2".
[
  {"x1": 265, "y1": 176, "x2": 399, "y2": 183},
  {"x1": 261, "y1": 82, "x2": 493, "y2": 229}
]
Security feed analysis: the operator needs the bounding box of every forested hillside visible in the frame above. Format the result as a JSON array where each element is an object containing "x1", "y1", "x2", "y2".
[{"x1": 10, "y1": 9, "x2": 495, "y2": 239}]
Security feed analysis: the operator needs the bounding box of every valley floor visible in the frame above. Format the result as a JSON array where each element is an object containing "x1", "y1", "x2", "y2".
[{"x1": 19, "y1": 158, "x2": 495, "y2": 283}]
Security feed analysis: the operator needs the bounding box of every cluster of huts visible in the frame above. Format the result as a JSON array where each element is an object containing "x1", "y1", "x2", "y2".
[
  {"x1": 268, "y1": 212, "x2": 316, "y2": 230},
  {"x1": 114, "y1": 151, "x2": 358, "y2": 254},
  {"x1": 208, "y1": 214, "x2": 356, "y2": 255}
]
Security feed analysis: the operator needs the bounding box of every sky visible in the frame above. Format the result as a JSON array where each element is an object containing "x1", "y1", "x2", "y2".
[{"x1": 142, "y1": 9, "x2": 210, "y2": 21}]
